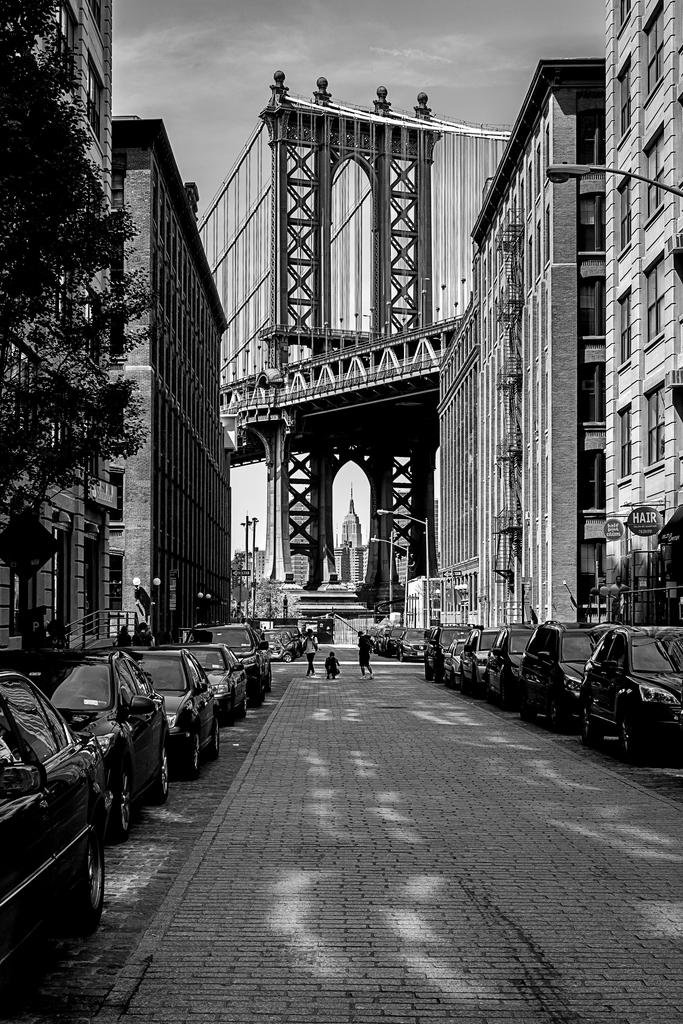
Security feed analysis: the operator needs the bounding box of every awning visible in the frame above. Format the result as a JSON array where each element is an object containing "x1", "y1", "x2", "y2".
[{"x1": 659, "y1": 505, "x2": 683, "y2": 544}]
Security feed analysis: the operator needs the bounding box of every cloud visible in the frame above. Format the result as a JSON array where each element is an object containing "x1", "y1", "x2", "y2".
[{"x1": 369, "y1": 46, "x2": 452, "y2": 65}]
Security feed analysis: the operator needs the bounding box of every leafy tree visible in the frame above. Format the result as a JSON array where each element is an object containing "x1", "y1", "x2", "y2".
[{"x1": 0, "y1": 0, "x2": 147, "y2": 519}]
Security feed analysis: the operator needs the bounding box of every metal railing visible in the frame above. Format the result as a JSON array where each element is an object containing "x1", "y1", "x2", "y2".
[{"x1": 65, "y1": 609, "x2": 135, "y2": 650}]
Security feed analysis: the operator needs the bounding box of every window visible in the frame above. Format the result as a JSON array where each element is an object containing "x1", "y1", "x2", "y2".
[
  {"x1": 646, "y1": 5, "x2": 664, "y2": 94},
  {"x1": 618, "y1": 61, "x2": 631, "y2": 137},
  {"x1": 577, "y1": 110, "x2": 605, "y2": 165},
  {"x1": 2, "y1": 678, "x2": 59, "y2": 764},
  {"x1": 619, "y1": 406, "x2": 632, "y2": 477},
  {"x1": 535, "y1": 144, "x2": 541, "y2": 197},
  {"x1": 580, "y1": 363, "x2": 605, "y2": 422},
  {"x1": 536, "y1": 220, "x2": 541, "y2": 277},
  {"x1": 545, "y1": 123, "x2": 551, "y2": 168},
  {"x1": 109, "y1": 554, "x2": 123, "y2": 610},
  {"x1": 88, "y1": 0, "x2": 101, "y2": 25},
  {"x1": 57, "y1": 2, "x2": 76, "y2": 63},
  {"x1": 112, "y1": 168, "x2": 125, "y2": 209},
  {"x1": 646, "y1": 132, "x2": 664, "y2": 217},
  {"x1": 580, "y1": 451, "x2": 606, "y2": 509},
  {"x1": 579, "y1": 279, "x2": 605, "y2": 336},
  {"x1": 620, "y1": 0, "x2": 631, "y2": 26},
  {"x1": 646, "y1": 258, "x2": 665, "y2": 341},
  {"x1": 619, "y1": 180, "x2": 631, "y2": 250},
  {"x1": 110, "y1": 470, "x2": 124, "y2": 518},
  {"x1": 86, "y1": 59, "x2": 103, "y2": 139},
  {"x1": 544, "y1": 205, "x2": 550, "y2": 264},
  {"x1": 619, "y1": 291, "x2": 632, "y2": 362},
  {"x1": 647, "y1": 385, "x2": 665, "y2": 464},
  {"x1": 579, "y1": 195, "x2": 605, "y2": 251}
]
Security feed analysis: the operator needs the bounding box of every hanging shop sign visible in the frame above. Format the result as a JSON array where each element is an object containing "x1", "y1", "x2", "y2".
[
  {"x1": 603, "y1": 518, "x2": 625, "y2": 541},
  {"x1": 626, "y1": 506, "x2": 661, "y2": 537}
]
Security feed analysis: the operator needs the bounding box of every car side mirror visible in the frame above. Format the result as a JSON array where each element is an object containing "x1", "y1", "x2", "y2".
[
  {"x1": 128, "y1": 694, "x2": 155, "y2": 716},
  {"x1": 0, "y1": 764, "x2": 43, "y2": 799},
  {"x1": 259, "y1": 641, "x2": 269, "y2": 651}
]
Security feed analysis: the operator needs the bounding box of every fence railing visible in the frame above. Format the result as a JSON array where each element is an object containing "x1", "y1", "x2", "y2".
[{"x1": 65, "y1": 609, "x2": 135, "y2": 650}]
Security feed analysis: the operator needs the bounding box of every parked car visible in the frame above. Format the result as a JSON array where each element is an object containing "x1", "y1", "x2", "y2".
[
  {"x1": 263, "y1": 629, "x2": 298, "y2": 663},
  {"x1": 444, "y1": 637, "x2": 467, "y2": 688},
  {"x1": 384, "y1": 627, "x2": 405, "y2": 659},
  {"x1": 0, "y1": 649, "x2": 169, "y2": 841},
  {"x1": 424, "y1": 626, "x2": 470, "y2": 683},
  {"x1": 172, "y1": 643, "x2": 247, "y2": 724},
  {"x1": 188, "y1": 624, "x2": 271, "y2": 705},
  {"x1": 132, "y1": 649, "x2": 219, "y2": 778},
  {"x1": 374, "y1": 625, "x2": 394, "y2": 656},
  {"x1": 395, "y1": 628, "x2": 427, "y2": 662},
  {"x1": 0, "y1": 670, "x2": 108, "y2": 984},
  {"x1": 581, "y1": 626, "x2": 683, "y2": 760},
  {"x1": 460, "y1": 627, "x2": 499, "y2": 696},
  {"x1": 519, "y1": 621, "x2": 608, "y2": 730},
  {"x1": 486, "y1": 625, "x2": 534, "y2": 708}
]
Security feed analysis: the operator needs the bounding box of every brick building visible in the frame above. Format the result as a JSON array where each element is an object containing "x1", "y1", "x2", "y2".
[
  {"x1": 605, "y1": 0, "x2": 683, "y2": 622},
  {"x1": 0, "y1": 0, "x2": 116, "y2": 649},
  {"x1": 110, "y1": 118, "x2": 230, "y2": 636},
  {"x1": 471, "y1": 59, "x2": 606, "y2": 626}
]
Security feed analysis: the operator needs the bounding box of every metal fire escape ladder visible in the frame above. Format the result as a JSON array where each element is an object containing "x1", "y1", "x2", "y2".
[{"x1": 493, "y1": 208, "x2": 524, "y2": 610}]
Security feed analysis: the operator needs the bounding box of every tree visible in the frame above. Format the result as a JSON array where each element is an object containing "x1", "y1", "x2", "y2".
[{"x1": 0, "y1": 0, "x2": 147, "y2": 519}]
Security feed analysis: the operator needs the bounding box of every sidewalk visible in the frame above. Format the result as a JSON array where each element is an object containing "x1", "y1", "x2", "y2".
[{"x1": 97, "y1": 672, "x2": 683, "y2": 1023}]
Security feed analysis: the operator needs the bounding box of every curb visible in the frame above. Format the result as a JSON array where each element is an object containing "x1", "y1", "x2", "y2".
[{"x1": 94, "y1": 684, "x2": 291, "y2": 1022}]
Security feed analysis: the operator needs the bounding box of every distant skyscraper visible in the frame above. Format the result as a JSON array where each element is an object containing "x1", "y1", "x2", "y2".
[{"x1": 340, "y1": 489, "x2": 363, "y2": 548}]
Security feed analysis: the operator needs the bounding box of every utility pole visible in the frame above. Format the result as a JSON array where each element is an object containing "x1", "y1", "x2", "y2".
[
  {"x1": 251, "y1": 517, "x2": 259, "y2": 620},
  {"x1": 241, "y1": 515, "x2": 251, "y2": 620}
]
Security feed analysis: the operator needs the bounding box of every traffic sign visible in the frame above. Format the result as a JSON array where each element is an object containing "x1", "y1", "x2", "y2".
[
  {"x1": 604, "y1": 518, "x2": 625, "y2": 540},
  {"x1": 232, "y1": 569, "x2": 251, "y2": 577},
  {"x1": 626, "y1": 506, "x2": 661, "y2": 537}
]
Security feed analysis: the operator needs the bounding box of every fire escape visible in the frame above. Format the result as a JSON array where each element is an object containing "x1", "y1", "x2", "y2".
[{"x1": 494, "y1": 208, "x2": 524, "y2": 617}]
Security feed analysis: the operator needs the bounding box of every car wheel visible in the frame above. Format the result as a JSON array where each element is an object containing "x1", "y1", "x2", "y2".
[
  {"x1": 283, "y1": 652, "x2": 292, "y2": 663},
  {"x1": 266, "y1": 668, "x2": 272, "y2": 692},
  {"x1": 580, "y1": 702, "x2": 600, "y2": 747},
  {"x1": 110, "y1": 762, "x2": 132, "y2": 842},
  {"x1": 519, "y1": 688, "x2": 535, "y2": 721},
  {"x1": 460, "y1": 669, "x2": 468, "y2": 695},
  {"x1": 186, "y1": 731, "x2": 201, "y2": 779},
  {"x1": 236, "y1": 695, "x2": 247, "y2": 719},
  {"x1": 207, "y1": 716, "x2": 220, "y2": 761},
  {"x1": 618, "y1": 712, "x2": 642, "y2": 762},
  {"x1": 434, "y1": 665, "x2": 443, "y2": 685},
  {"x1": 548, "y1": 694, "x2": 564, "y2": 732},
  {"x1": 150, "y1": 743, "x2": 169, "y2": 804},
  {"x1": 398, "y1": 649, "x2": 404, "y2": 662},
  {"x1": 499, "y1": 677, "x2": 507, "y2": 709},
  {"x1": 424, "y1": 661, "x2": 433, "y2": 681},
  {"x1": 71, "y1": 825, "x2": 104, "y2": 934}
]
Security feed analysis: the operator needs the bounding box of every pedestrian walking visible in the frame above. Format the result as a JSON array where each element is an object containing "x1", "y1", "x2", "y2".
[
  {"x1": 304, "y1": 629, "x2": 318, "y2": 676},
  {"x1": 325, "y1": 651, "x2": 341, "y2": 679},
  {"x1": 358, "y1": 630, "x2": 374, "y2": 678}
]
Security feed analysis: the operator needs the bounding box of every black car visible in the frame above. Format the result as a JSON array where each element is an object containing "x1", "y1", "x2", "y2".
[
  {"x1": 262, "y1": 629, "x2": 298, "y2": 663},
  {"x1": 188, "y1": 624, "x2": 271, "y2": 705},
  {"x1": 132, "y1": 649, "x2": 220, "y2": 778},
  {"x1": 424, "y1": 626, "x2": 469, "y2": 683},
  {"x1": 0, "y1": 649, "x2": 169, "y2": 842},
  {"x1": 444, "y1": 637, "x2": 467, "y2": 688},
  {"x1": 0, "y1": 671, "x2": 108, "y2": 984},
  {"x1": 581, "y1": 626, "x2": 683, "y2": 760},
  {"x1": 396, "y1": 628, "x2": 427, "y2": 662},
  {"x1": 486, "y1": 625, "x2": 533, "y2": 708},
  {"x1": 519, "y1": 621, "x2": 607, "y2": 730},
  {"x1": 173, "y1": 644, "x2": 248, "y2": 724},
  {"x1": 374, "y1": 625, "x2": 394, "y2": 657},
  {"x1": 460, "y1": 627, "x2": 499, "y2": 696}
]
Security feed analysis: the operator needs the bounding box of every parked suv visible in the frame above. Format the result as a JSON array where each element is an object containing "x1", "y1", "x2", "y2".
[
  {"x1": 460, "y1": 627, "x2": 499, "y2": 696},
  {"x1": 486, "y1": 625, "x2": 533, "y2": 708},
  {"x1": 188, "y1": 624, "x2": 271, "y2": 705},
  {"x1": 581, "y1": 626, "x2": 683, "y2": 760},
  {"x1": 519, "y1": 621, "x2": 607, "y2": 730},
  {"x1": 424, "y1": 626, "x2": 469, "y2": 683},
  {"x1": 395, "y1": 628, "x2": 427, "y2": 662}
]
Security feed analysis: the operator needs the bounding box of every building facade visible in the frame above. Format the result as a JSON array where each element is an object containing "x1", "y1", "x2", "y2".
[
  {"x1": 439, "y1": 302, "x2": 479, "y2": 623},
  {"x1": 111, "y1": 118, "x2": 230, "y2": 636},
  {"x1": 472, "y1": 59, "x2": 606, "y2": 626},
  {"x1": 1, "y1": 0, "x2": 116, "y2": 649},
  {"x1": 605, "y1": 0, "x2": 683, "y2": 623}
]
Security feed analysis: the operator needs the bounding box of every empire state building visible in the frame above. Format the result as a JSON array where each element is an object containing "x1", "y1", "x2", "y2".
[{"x1": 340, "y1": 488, "x2": 363, "y2": 548}]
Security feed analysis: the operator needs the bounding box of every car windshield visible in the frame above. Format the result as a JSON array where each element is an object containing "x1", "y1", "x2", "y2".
[
  {"x1": 631, "y1": 636, "x2": 683, "y2": 673},
  {"x1": 404, "y1": 630, "x2": 424, "y2": 642},
  {"x1": 210, "y1": 627, "x2": 252, "y2": 649},
  {"x1": 48, "y1": 663, "x2": 113, "y2": 711},
  {"x1": 136, "y1": 655, "x2": 187, "y2": 693},
  {"x1": 509, "y1": 631, "x2": 531, "y2": 654},
  {"x1": 440, "y1": 628, "x2": 459, "y2": 646},
  {"x1": 561, "y1": 633, "x2": 593, "y2": 663},
  {"x1": 187, "y1": 648, "x2": 226, "y2": 673},
  {"x1": 479, "y1": 631, "x2": 498, "y2": 652}
]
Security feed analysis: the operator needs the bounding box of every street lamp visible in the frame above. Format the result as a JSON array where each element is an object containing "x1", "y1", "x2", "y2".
[
  {"x1": 377, "y1": 509, "x2": 431, "y2": 628},
  {"x1": 369, "y1": 534, "x2": 409, "y2": 616},
  {"x1": 546, "y1": 162, "x2": 683, "y2": 199}
]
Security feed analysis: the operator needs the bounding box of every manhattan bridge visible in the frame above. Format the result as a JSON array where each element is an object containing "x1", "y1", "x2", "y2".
[{"x1": 200, "y1": 73, "x2": 508, "y2": 605}]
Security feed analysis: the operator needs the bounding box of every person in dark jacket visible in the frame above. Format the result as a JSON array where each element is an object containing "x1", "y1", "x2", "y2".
[
  {"x1": 132, "y1": 622, "x2": 153, "y2": 647},
  {"x1": 325, "y1": 651, "x2": 341, "y2": 679},
  {"x1": 116, "y1": 625, "x2": 132, "y2": 648},
  {"x1": 358, "y1": 631, "x2": 374, "y2": 678}
]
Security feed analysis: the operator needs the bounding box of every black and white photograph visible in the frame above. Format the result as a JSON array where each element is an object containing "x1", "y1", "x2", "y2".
[{"x1": 2, "y1": 0, "x2": 683, "y2": 1020}]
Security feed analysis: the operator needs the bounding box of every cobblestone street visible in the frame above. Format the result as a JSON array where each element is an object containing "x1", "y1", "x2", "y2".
[{"x1": 6, "y1": 656, "x2": 683, "y2": 1024}]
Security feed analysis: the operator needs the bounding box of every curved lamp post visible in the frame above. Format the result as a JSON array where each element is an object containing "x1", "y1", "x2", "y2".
[
  {"x1": 546, "y1": 162, "x2": 683, "y2": 199},
  {"x1": 377, "y1": 510, "x2": 430, "y2": 628},
  {"x1": 369, "y1": 534, "x2": 409, "y2": 617}
]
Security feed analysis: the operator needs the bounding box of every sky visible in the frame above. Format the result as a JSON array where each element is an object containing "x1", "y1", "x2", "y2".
[{"x1": 112, "y1": 0, "x2": 604, "y2": 549}]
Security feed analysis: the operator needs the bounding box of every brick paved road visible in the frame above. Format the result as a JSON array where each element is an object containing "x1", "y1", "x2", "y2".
[{"x1": 78, "y1": 656, "x2": 683, "y2": 1024}]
